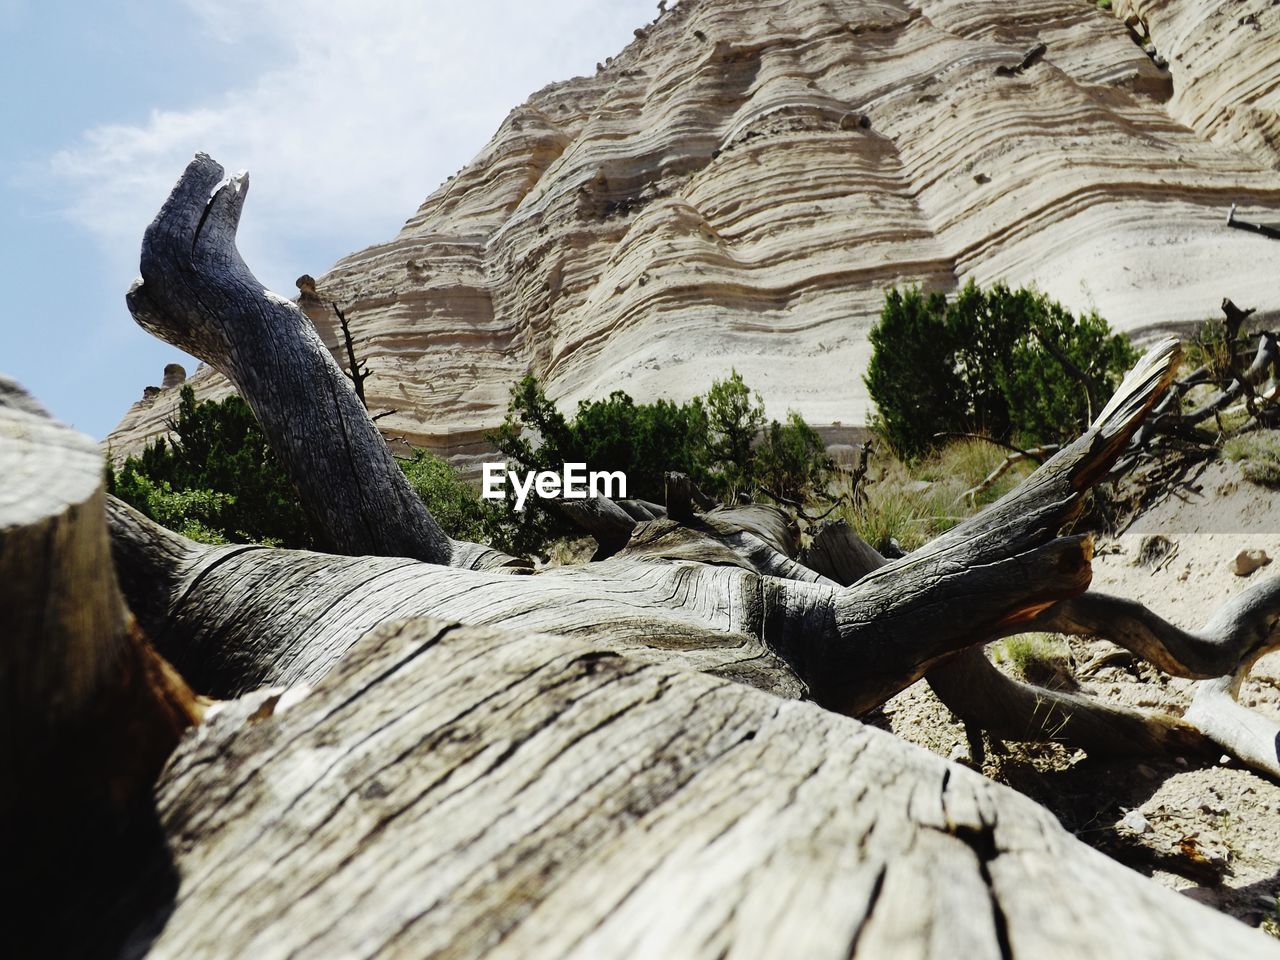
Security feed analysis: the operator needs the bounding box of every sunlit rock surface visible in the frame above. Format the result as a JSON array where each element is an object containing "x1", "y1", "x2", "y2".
[{"x1": 108, "y1": 0, "x2": 1280, "y2": 467}]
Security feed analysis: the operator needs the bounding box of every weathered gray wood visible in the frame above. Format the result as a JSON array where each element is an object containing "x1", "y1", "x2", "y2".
[
  {"x1": 126, "y1": 154, "x2": 514, "y2": 570},
  {"x1": 106, "y1": 496, "x2": 807, "y2": 701},
  {"x1": 1035, "y1": 580, "x2": 1280, "y2": 679},
  {"x1": 799, "y1": 519, "x2": 888, "y2": 585},
  {"x1": 789, "y1": 453, "x2": 1280, "y2": 772},
  {"x1": 121, "y1": 156, "x2": 1201, "y2": 713},
  {"x1": 117, "y1": 184, "x2": 1280, "y2": 765},
  {"x1": 554, "y1": 493, "x2": 642, "y2": 558},
  {"x1": 102, "y1": 492, "x2": 1088, "y2": 717},
  {"x1": 918, "y1": 576, "x2": 1280, "y2": 776},
  {"x1": 88, "y1": 156, "x2": 1280, "y2": 953},
  {"x1": 120, "y1": 616, "x2": 1280, "y2": 959},
  {"x1": 0, "y1": 389, "x2": 197, "y2": 813},
  {"x1": 0, "y1": 384, "x2": 199, "y2": 956},
  {"x1": 1185, "y1": 670, "x2": 1280, "y2": 779},
  {"x1": 927, "y1": 647, "x2": 1216, "y2": 757}
]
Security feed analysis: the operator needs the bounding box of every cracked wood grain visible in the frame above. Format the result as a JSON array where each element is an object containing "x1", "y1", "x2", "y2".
[{"x1": 120, "y1": 617, "x2": 1279, "y2": 959}]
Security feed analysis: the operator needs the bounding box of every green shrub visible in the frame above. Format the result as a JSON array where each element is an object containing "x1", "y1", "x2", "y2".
[
  {"x1": 108, "y1": 386, "x2": 315, "y2": 547},
  {"x1": 110, "y1": 386, "x2": 544, "y2": 556},
  {"x1": 488, "y1": 376, "x2": 719, "y2": 556},
  {"x1": 107, "y1": 472, "x2": 234, "y2": 545},
  {"x1": 865, "y1": 287, "x2": 963, "y2": 460},
  {"x1": 398, "y1": 448, "x2": 504, "y2": 544},
  {"x1": 489, "y1": 375, "x2": 713, "y2": 504},
  {"x1": 488, "y1": 371, "x2": 833, "y2": 554},
  {"x1": 865, "y1": 281, "x2": 1137, "y2": 458},
  {"x1": 756, "y1": 411, "x2": 833, "y2": 502},
  {"x1": 704, "y1": 370, "x2": 766, "y2": 499},
  {"x1": 570, "y1": 391, "x2": 712, "y2": 502}
]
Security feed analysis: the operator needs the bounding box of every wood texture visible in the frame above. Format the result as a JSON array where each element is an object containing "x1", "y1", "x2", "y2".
[
  {"x1": 123, "y1": 617, "x2": 1280, "y2": 959},
  {"x1": 0, "y1": 383, "x2": 198, "y2": 956},
  {"x1": 125, "y1": 155, "x2": 472, "y2": 568},
  {"x1": 0, "y1": 387, "x2": 197, "y2": 813},
  {"x1": 103, "y1": 325, "x2": 1181, "y2": 721}
]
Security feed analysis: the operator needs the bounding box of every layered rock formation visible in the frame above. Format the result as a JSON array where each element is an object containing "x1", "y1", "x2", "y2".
[
  {"x1": 108, "y1": 0, "x2": 1280, "y2": 466},
  {"x1": 1116, "y1": 0, "x2": 1280, "y2": 170}
]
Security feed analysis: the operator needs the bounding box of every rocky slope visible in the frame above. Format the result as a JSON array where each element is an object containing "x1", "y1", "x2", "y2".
[{"x1": 108, "y1": 0, "x2": 1280, "y2": 466}]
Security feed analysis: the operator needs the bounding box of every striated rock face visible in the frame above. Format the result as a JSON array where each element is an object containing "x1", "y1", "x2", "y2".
[
  {"x1": 107, "y1": 0, "x2": 1280, "y2": 466},
  {"x1": 1116, "y1": 0, "x2": 1280, "y2": 170},
  {"x1": 109, "y1": 363, "x2": 236, "y2": 458}
]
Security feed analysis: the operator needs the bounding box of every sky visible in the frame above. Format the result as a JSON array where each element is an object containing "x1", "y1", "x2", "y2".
[{"x1": 1, "y1": 0, "x2": 656, "y2": 438}]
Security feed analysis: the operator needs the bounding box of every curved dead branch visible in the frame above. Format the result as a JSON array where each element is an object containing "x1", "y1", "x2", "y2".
[
  {"x1": 126, "y1": 154, "x2": 515, "y2": 571},
  {"x1": 1185, "y1": 671, "x2": 1280, "y2": 779},
  {"x1": 1033, "y1": 580, "x2": 1280, "y2": 679},
  {"x1": 924, "y1": 575, "x2": 1280, "y2": 779},
  {"x1": 927, "y1": 648, "x2": 1216, "y2": 758}
]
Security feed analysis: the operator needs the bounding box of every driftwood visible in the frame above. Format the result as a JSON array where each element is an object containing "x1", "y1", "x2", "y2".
[
  {"x1": 116, "y1": 155, "x2": 1280, "y2": 770},
  {"x1": 124, "y1": 156, "x2": 513, "y2": 573},
  {"x1": 114, "y1": 152, "x2": 1200, "y2": 726},
  {"x1": 121, "y1": 617, "x2": 1274, "y2": 958},
  {"x1": 10, "y1": 154, "x2": 1280, "y2": 954},
  {"x1": 798, "y1": 514, "x2": 1267, "y2": 768}
]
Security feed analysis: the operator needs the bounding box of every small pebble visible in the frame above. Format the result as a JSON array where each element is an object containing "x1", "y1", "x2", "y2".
[
  {"x1": 1231, "y1": 549, "x2": 1272, "y2": 577},
  {"x1": 1120, "y1": 809, "x2": 1153, "y2": 834}
]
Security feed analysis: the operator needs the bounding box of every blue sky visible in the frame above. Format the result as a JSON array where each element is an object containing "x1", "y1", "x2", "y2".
[{"x1": 1, "y1": 0, "x2": 655, "y2": 437}]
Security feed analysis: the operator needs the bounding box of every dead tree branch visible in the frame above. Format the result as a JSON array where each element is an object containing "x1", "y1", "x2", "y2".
[
  {"x1": 1227, "y1": 202, "x2": 1280, "y2": 241},
  {"x1": 332, "y1": 302, "x2": 370, "y2": 408},
  {"x1": 125, "y1": 155, "x2": 514, "y2": 572}
]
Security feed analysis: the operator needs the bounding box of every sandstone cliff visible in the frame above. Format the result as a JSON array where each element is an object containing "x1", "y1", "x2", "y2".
[{"x1": 108, "y1": 0, "x2": 1280, "y2": 467}]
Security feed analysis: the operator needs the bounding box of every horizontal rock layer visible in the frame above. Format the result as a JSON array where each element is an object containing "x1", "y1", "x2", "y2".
[{"x1": 108, "y1": 0, "x2": 1280, "y2": 467}]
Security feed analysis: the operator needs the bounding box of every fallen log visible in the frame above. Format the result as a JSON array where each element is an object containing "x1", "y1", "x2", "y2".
[
  {"x1": 122, "y1": 616, "x2": 1280, "y2": 959},
  {"x1": 6, "y1": 399, "x2": 1277, "y2": 954},
  {"x1": 117, "y1": 161, "x2": 1189, "y2": 719}
]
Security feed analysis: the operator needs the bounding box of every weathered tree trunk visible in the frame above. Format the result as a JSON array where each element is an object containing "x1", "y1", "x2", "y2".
[
  {"x1": 115, "y1": 159, "x2": 1181, "y2": 712},
  {"x1": 117, "y1": 616, "x2": 1278, "y2": 959},
  {"x1": 0, "y1": 380, "x2": 198, "y2": 954},
  {"x1": 116, "y1": 157, "x2": 1280, "y2": 762},
  {"x1": 125, "y1": 154, "x2": 513, "y2": 572}
]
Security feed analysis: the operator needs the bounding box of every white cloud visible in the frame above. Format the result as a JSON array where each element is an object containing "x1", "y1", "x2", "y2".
[{"x1": 47, "y1": 0, "x2": 655, "y2": 294}]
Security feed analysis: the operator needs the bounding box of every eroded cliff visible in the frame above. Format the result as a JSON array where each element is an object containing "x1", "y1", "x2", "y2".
[{"x1": 108, "y1": 0, "x2": 1280, "y2": 466}]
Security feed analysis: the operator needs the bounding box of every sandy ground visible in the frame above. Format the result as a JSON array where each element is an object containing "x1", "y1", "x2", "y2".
[{"x1": 875, "y1": 459, "x2": 1280, "y2": 934}]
